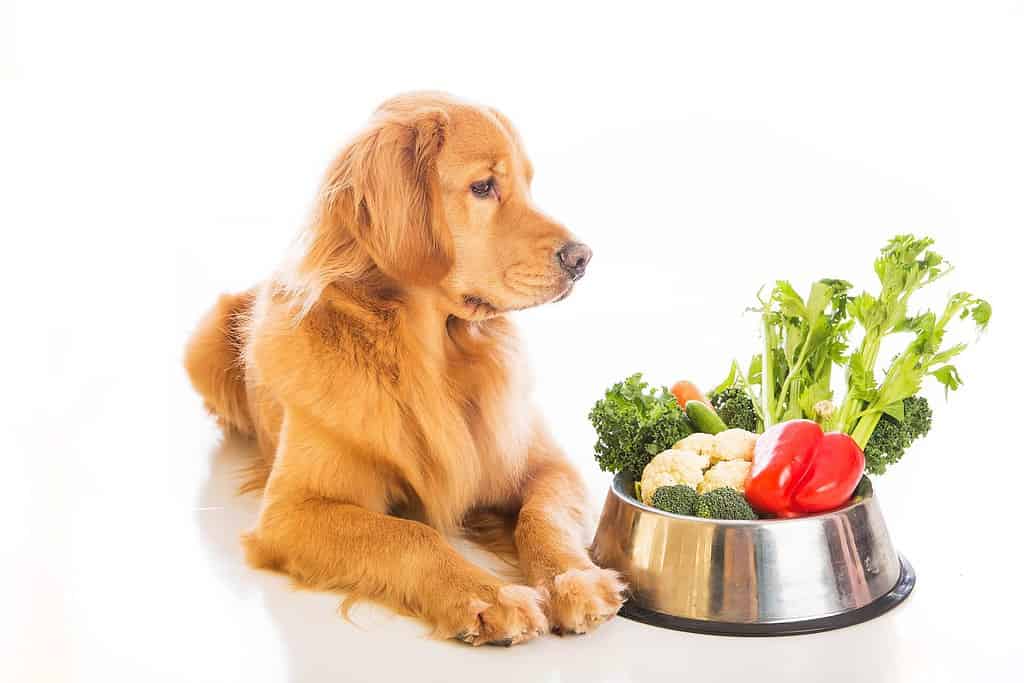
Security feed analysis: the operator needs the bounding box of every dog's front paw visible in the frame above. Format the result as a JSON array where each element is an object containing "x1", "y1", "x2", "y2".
[
  {"x1": 444, "y1": 585, "x2": 548, "y2": 647},
  {"x1": 546, "y1": 567, "x2": 626, "y2": 635}
]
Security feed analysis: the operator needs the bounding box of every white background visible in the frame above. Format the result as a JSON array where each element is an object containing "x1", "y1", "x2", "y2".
[{"x1": 3, "y1": 1, "x2": 1023, "y2": 681}]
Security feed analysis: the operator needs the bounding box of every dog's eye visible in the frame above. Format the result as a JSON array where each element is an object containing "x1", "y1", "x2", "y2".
[{"x1": 470, "y1": 178, "x2": 495, "y2": 199}]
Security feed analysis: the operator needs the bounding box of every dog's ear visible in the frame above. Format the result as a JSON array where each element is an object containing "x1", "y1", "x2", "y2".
[{"x1": 321, "y1": 107, "x2": 453, "y2": 284}]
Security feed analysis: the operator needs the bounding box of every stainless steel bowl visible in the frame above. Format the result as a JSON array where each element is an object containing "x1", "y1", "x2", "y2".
[{"x1": 591, "y1": 472, "x2": 914, "y2": 636}]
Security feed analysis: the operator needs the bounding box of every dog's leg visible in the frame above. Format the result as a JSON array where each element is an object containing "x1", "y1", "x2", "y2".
[
  {"x1": 242, "y1": 427, "x2": 547, "y2": 646},
  {"x1": 513, "y1": 427, "x2": 626, "y2": 634}
]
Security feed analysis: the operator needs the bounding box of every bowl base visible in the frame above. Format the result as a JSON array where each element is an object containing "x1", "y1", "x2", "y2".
[{"x1": 618, "y1": 554, "x2": 916, "y2": 637}]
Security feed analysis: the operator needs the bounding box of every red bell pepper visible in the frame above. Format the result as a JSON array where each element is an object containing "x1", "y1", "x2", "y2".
[{"x1": 745, "y1": 419, "x2": 865, "y2": 517}]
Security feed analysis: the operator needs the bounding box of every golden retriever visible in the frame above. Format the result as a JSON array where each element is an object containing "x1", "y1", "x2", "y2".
[{"x1": 185, "y1": 91, "x2": 624, "y2": 646}]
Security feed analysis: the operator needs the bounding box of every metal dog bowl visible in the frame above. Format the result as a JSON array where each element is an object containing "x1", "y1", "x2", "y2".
[{"x1": 591, "y1": 472, "x2": 915, "y2": 636}]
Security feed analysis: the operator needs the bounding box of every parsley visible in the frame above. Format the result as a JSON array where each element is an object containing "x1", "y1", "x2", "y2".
[{"x1": 589, "y1": 373, "x2": 694, "y2": 479}]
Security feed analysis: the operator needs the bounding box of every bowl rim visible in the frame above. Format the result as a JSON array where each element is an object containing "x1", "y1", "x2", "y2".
[{"x1": 610, "y1": 471, "x2": 872, "y2": 525}]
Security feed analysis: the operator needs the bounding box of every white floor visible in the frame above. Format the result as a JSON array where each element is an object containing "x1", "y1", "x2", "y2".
[{"x1": 5, "y1": 301, "x2": 1020, "y2": 682}]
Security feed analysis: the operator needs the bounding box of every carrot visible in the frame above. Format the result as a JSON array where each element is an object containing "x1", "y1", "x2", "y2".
[{"x1": 671, "y1": 380, "x2": 713, "y2": 410}]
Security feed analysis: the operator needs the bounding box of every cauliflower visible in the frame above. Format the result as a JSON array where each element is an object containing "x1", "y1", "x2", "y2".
[
  {"x1": 710, "y1": 428, "x2": 757, "y2": 463},
  {"x1": 673, "y1": 432, "x2": 717, "y2": 458},
  {"x1": 639, "y1": 449, "x2": 709, "y2": 504},
  {"x1": 698, "y1": 460, "x2": 752, "y2": 494},
  {"x1": 640, "y1": 431, "x2": 758, "y2": 504}
]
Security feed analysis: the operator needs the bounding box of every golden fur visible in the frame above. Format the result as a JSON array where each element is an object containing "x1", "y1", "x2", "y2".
[{"x1": 185, "y1": 92, "x2": 623, "y2": 645}]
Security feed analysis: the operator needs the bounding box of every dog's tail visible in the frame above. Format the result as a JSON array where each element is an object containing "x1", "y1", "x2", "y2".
[{"x1": 185, "y1": 289, "x2": 257, "y2": 437}]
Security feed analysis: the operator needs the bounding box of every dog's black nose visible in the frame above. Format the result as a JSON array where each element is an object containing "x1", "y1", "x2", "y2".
[{"x1": 557, "y1": 241, "x2": 592, "y2": 280}]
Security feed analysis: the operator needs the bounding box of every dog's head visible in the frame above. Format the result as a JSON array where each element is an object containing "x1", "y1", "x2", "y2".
[{"x1": 305, "y1": 92, "x2": 590, "y2": 320}]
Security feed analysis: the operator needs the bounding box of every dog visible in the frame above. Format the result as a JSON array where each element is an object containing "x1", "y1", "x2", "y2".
[{"x1": 185, "y1": 92, "x2": 624, "y2": 646}]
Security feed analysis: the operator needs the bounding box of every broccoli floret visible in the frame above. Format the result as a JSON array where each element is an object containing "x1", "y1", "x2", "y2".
[
  {"x1": 651, "y1": 485, "x2": 698, "y2": 515},
  {"x1": 694, "y1": 487, "x2": 757, "y2": 520},
  {"x1": 863, "y1": 396, "x2": 933, "y2": 475},
  {"x1": 710, "y1": 387, "x2": 761, "y2": 432}
]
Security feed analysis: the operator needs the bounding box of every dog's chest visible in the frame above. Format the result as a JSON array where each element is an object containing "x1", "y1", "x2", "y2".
[
  {"x1": 439, "y1": 322, "x2": 535, "y2": 505},
  {"x1": 462, "y1": 378, "x2": 533, "y2": 498}
]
